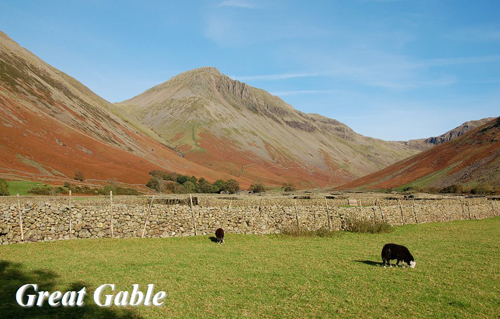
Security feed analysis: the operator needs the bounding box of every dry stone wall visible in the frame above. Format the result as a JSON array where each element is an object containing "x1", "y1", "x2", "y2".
[{"x1": 1, "y1": 195, "x2": 498, "y2": 245}]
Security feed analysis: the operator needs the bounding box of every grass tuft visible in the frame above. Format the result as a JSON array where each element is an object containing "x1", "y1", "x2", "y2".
[
  {"x1": 344, "y1": 216, "x2": 393, "y2": 233},
  {"x1": 279, "y1": 227, "x2": 341, "y2": 238}
]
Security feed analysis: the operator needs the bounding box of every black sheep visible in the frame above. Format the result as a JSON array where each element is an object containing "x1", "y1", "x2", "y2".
[
  {"x1": 381, "y1": 243, "x2": 416, "y2": 268},
  {"x1": 215, "y1": 228, "x2": 225, "y2": 244}
]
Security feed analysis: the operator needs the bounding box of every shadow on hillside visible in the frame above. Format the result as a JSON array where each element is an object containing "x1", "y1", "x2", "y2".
[
  {"x1": 354, "y1": 260, "x2": 383, "y2": 267},
  {"x1": 0, "y1": 260, "x2": 142, "y2": 319},
  {"x1": 208, "y1": 236, "x2": 218, "y2": 243}
]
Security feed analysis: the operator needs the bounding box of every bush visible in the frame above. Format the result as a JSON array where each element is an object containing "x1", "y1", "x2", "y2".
[
  {"x1": 100, "y1": 184, "x2": 140, "y2": 195},
  {"x1": 344, "y1": 217, "x2": 393, "y2": 234},
  {"x1": 440, "y1": 184, "x2": 463, "y2": 194},
  {"x1": 470, "y1": 183, "x2": 495, "y2": 195},
  {"x1": 249, "y1": 183, "x2": 266, "y2": 193},
  {"x1": 28, "y1": 186, "x2": 67, "y2": 196}
]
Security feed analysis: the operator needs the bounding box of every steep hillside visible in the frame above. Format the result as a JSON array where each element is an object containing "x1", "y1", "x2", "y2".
[
  {"x1": 337, "y1": 117, "x2": 500, "y2": 191},
  {"x1": 406, "y1": 117, "x2": 495, "y2": 150},
  {"x1": 0, "y1": 31, "x2": 234, "y2": 187},
  {"x1": 119, "y1": 67, "x2": 420, "y2": 188}
]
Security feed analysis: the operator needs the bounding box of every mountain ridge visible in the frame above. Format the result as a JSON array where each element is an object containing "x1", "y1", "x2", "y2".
[
  {"x1": 119, "y1": 66, "x2": 420, "y2": 187},
  {"x1": 0, "y1": 31, "x2": 236, "y2": 187},
  {"x1": 337, "y1": 117, "x2": 500, "y2": 191}
]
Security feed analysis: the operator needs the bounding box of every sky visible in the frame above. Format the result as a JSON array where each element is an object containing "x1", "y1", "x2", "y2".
[{"x1": 1, "y1": 0, "x2": 499, "y2": 141}]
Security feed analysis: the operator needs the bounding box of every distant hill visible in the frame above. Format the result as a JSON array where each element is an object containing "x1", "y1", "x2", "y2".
[
  {"x1": 0, "y1": 31, "x2": 234, "y2": 188},
  {"x1": 405, "y1": 117, "x2": 496, "y2": 150},
  {"x1": 337, "y1": 117, "x2": 500, "y2": 192},
  {"x1": 118, "y1": 67, "x2": 419, "y2": 188}
]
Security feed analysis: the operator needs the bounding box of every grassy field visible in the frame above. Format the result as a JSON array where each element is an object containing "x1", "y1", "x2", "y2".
[
  {"x1": 1, "y1": 217, "x2": 498, "y2": 318},
  {"x1": 4, "y1": 180, "x2": 47, "y2": 196}
]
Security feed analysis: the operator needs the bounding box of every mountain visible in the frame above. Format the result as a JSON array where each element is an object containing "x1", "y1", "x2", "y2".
[
  {"x1": 118, "y1": 67, "x2": 420, "y2": 188},
  {"x1": 337, "y1": 117, "x2": 500, "y2": 191},
  {"x1": 405, "y1": 117, "x2": 496, "y2": 150},
  {"x1": 0, "y1": 31, "x2": 233, "y2": 188}
]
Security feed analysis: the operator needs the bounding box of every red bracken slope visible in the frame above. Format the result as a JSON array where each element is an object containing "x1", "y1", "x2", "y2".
[
  {"x1": 0, "y1": 31, "x2": 238, "y2": 188},
  {"x1": 337, "y1": 117, "x2": 500, "y2": 191}
]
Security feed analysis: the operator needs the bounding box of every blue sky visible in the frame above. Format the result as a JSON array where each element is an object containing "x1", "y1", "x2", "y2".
[{"x1": 1, "y1": 0, "x2": 499, "y2": 140}]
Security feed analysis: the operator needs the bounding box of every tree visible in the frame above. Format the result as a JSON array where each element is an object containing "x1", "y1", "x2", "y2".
[
  {"x1": 226, "y1": 179, "x2": 240, "y2": 194},
  {"x1": 146, "y1": 176, "x2": 166, "y2": 193},
  {"x1": 249, "y1": 183, "x2": 265, "y2": 193},
  {"x1": 0, "y1": 178, "x2": 9, "y2": 196},
  {"x1": 198, "y1": 180, "x2": 217, "y2": 193},
  {"x1": 183, "y1": 181, "x2": 196, "y2": 193},
  {"x1": 177, "y1": 175, "x2": 190, "y2": 184},
  {"x1": 213, "y1": 179, "x2": 228, "y2": 193}
]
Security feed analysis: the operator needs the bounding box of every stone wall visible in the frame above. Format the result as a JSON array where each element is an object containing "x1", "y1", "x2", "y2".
[{"x1": 1, "y1": 195, "x2": 499, "y2": 245}]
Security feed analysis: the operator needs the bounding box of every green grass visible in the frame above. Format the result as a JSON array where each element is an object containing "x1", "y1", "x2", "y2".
[
  {"x1": 4, "y1": 180, "x2": 48, "y2": 196},
  {"x1": 1, "y1": 218, "x2": 499, "y2": 318}
]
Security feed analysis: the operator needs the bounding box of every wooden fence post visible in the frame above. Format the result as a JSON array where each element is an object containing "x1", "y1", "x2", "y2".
[
  {"x1": 325, "y1": 198, "x2": 332, "y2": 230},
  {"x1": 398, "y1": 199, "x2": 405, "y2": 225},
  {"x1": 110, "y1": 191, "x2": 114, "y2": 238},
  {"x1": 467, "y1": 200, "x2": 472, "y2": 220},
  {"x1": 258, "y1": 199, "x2": 263, "y2": 218},
  {"x1": 412, "y1": 199, "x2": 419, "y2": 224},
  {"x1": 461, "y1": 199, "x2": 466, "y2": 219},
  {"x1": 190, "y1": 194, "x2": 197, "y2": 236},
  {"x1": 69, "y1": 190, "x2": 72, "y2": 238},
  {"x1": 142, "y1": 196, "x2": 154, "y2": 238},
  {"x1": 294, "y1": 200, "x2": 300, "y2": 230},
  {"x1": 377, "y1": 199, "x2": 386, "y2": 222},
  {"x1": 17, "y1": 194, "x2": 24, "y2": 241},
  {"x1": 489, "y1": 200, "x2": 496, "y2": 217}
]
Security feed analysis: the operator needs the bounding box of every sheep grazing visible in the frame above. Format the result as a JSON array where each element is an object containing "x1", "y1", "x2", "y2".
[
  {"x1": 381, "y1": 243, "x2": 416, "y2": 268},
  {"x1": 215, "y1": 228, "x2": 225, "y2": 244}
]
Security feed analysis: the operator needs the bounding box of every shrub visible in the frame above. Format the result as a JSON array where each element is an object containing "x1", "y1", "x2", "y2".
[
  {"x1": 0, "y1": 178, "x2": 9, "y2": 196},
  {"x1": 249, "y1": 183, "x2": 266, "y2": 193},
  {"x1": 28, "y1": 186, "x2": 67, "y2": 195},
  {"x1": 100, "y1": 184, "x2": 139, "y2": 195},
  {"x1": 440, "y1": 184, "x2": 463, "y2": 194},
  {"x1": 470, "y1": 183, "x2": 495, "y2": 195},
  {"x1": 344, "y1": 216, "x2": 393, "y2": 234}
]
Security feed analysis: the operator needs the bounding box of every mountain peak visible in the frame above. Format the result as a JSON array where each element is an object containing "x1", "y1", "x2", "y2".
[{"x1": 172, "y1": 66, "x2": 222, "y2": 81}]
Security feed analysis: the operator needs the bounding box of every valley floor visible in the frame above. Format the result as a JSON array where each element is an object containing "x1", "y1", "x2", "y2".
[{"x1": 1, "y1": 217, "x2": 499, "y2": 318}]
